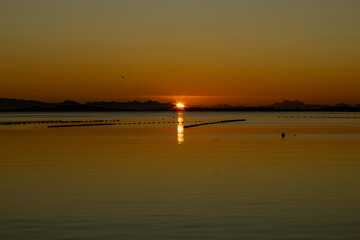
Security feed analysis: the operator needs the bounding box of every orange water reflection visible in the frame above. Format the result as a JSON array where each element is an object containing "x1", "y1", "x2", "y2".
[
  {"x1": 1, "y1": 120, "x2": 360, "y2": 239},
  {"x1": 177, "y1": 111, "x2": 184, "y2": 144}
]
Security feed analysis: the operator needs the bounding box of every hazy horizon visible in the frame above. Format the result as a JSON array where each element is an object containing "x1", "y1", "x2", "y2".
[{"x1": 1, "y1": 96, "x2": 359, "y2": 108}]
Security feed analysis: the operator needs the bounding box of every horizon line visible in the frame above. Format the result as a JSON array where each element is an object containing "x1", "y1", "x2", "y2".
[{"x1": 1, "y1": 97, "x2": 359, "y2": 108}]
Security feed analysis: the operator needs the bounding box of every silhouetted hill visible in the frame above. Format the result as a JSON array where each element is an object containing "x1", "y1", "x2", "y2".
[
  {"x1": 268, "y1": 100, "x2": 332, "y2": 110},
  {"x1": 266, "y1": 100, "x2": 357, "y2": 111},
  {"x1": 211, "y1": 104, "x2": 234, "y2": 109},
  {"x1": 0, "y1": 98, "x2": 173, "y2": 111},
  {"x1": 87, "y1": 100, "x2": 173, "y2": 110},
  {"x1": 270, "y1": 100, "x2": 307, "y2": 110},
  {"x1": 58, "y1": 100, "x2": 81, "y2": 106},
  {"x1": 0, "y1": 98, "x2": 84, "y2": 110},
  {"x1": 189, "y1": 99, "x2": 359, "y2": 111},
  {"x1": 333, "y1": 103, "x2": 353, "y2": 109},
  {"x1": 0, "y1": 98, "x2": 53, "y2": 110},
  {"x1": 12, "y1": 105, "x2": 109, "y2": 112}
]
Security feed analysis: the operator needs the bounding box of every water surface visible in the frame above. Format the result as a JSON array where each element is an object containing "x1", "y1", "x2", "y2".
[{"x1": 1, "y1": 112, "x2": 360, "y2": 239}]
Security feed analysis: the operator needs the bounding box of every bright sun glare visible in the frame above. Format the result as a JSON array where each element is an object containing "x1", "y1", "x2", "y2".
[{"x1": 176, "y1": 103, "x2": 185, "y2": 108}]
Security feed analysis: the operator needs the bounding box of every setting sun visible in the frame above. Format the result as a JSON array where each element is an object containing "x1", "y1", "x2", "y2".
[{"x1": 176, "y1": 103, "x2": 185, "y2": 109}]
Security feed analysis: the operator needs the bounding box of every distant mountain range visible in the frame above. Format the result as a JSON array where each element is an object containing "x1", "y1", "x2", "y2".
[
  {"x1": 0, "y1": 98, "x2": 173, "y2": 111},
  {"x1": 204, "y1": 100, "x2": 359, "y2": 111},
  {"x1": 0, "y1": 98, "x2": 359, "y2": 111},
  {"x1": 269, "y1": 100, "x2": 356, "y2": 110}
]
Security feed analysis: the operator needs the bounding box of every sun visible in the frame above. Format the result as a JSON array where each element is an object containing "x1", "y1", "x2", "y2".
[{"x1": 176, "y1": 103, "x2": 185, "y2": 109}]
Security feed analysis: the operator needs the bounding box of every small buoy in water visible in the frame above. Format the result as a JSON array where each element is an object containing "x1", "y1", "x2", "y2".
[{"x1": 281, "y1": 132, "x2": 285, "y2": 138}]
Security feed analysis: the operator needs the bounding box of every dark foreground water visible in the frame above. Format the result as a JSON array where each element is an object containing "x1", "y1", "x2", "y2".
[{"x1": 1, "y1": 112, "x2": 360, "y2": 239}]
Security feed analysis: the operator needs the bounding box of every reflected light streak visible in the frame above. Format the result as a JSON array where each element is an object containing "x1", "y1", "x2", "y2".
[{"x1": 177, "y1": 111, "x2": 184, "y2": 144}]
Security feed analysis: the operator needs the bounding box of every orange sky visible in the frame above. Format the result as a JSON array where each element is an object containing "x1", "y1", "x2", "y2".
[{"x1": 0, "y1": 0, "x2": 359, "y2": 106}]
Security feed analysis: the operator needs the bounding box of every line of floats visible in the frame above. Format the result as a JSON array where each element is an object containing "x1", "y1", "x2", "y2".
[
  {"x1": 0, "y1": 119, "x2": 213, "y2": 127},
  {"x1": 1, "y1": 116, "x2": 358, "y2": 128},
  {"x1": 278, "y1": 116, "x2": 359, "y2": 119}
]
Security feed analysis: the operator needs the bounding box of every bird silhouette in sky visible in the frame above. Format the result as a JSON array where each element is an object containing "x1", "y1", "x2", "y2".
[{"x1": 121, "y1": 75, "x2": 125, "y2": 79}]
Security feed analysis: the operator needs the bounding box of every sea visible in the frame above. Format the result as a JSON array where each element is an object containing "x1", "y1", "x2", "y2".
[{"x1": 1, "y1": 111, "x2": 360, "y2": 240}]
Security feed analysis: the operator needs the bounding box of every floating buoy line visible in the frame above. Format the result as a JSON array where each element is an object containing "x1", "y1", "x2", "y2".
[{"x1": 0, "y1": 119, "x2": 228, "y2": 128}]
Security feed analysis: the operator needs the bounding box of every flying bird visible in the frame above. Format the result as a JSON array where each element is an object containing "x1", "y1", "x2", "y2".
[{"x1": 121, "y1": 76, "x2": 125, "y2": 79}]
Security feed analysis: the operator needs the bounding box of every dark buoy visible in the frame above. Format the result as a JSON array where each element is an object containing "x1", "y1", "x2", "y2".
[{"x1": 281, "y1": 132, "x2": 285, "y2": 138}]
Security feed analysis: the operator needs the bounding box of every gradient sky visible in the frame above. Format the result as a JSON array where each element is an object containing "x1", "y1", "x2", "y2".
[{"x1": 1, "y1": 0, "x2": 359, "y2": 106}]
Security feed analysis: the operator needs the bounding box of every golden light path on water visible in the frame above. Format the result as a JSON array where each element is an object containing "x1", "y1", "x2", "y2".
[{"x1": 177, "y1": 111, "x2": 184, "y2": 144}]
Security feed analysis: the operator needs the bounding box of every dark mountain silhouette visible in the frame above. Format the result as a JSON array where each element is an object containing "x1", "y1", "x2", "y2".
[
  {"x1": 58, "y1": 100, "x2": 81, "y2": 106},
  {"x1": 0, "y1": 98, "x2": 359, "y2": 112},
  {"x1": 189, "y1": 100, "x2": 358, "y2": 111},
  {"x1": 333, "y1": 103, "x2": 353, "y2": 109},
  {"x1": 87, "y1": 100, "x2": 173, "y2": 110},
  {"x1": 0, "y1": 98, "x2": 173, "y2": 111},
  {"x1": 268, "y1": 100, "x2": 332, "y2": 110},
  {"x1": 0, "y1": 98, "x2": 49, "y2": 110},
  {"x1": 211, "y1": 104, "x2": 234, "y2": 109},
  {"x1": 0, "y1": 98, "x2": 81, "y2": 110},
  {"x1": 270, "y1": 100, "x2": 307, "y2": 110}
]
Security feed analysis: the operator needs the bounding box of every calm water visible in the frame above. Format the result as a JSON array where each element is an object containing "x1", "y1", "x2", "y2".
[{"x1": 1, "y1": 112, "x2": 360, "y2": 239}]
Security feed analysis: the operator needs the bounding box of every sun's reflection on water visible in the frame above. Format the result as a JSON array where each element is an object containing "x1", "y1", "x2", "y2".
[{"x1": 177, "y1": 111, "x2": 184, "y2": 144}]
